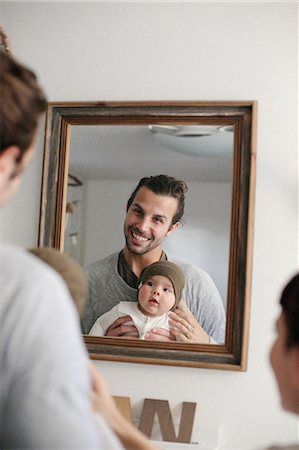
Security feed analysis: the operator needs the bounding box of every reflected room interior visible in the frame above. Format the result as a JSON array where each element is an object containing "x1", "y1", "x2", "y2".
[{"x1": 65, "y1": 124, "x2": 233, "y2": 309}]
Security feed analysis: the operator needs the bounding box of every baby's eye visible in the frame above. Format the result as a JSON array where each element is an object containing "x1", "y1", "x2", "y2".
[
  {"x1": 146, "y1": 280, "x2": 153, "y2": 287},
  {"x1": 163, "y1": 288, "x2": 172, "y2": 293}
]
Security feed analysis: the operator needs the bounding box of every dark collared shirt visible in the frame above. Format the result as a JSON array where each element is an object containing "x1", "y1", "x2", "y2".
[{"x1": 117, "y1": 250, "x2": 167, "y2": 288}]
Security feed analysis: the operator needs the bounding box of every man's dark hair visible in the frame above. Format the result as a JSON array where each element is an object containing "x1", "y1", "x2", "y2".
[
  {"x1": 280, "y1": 273, "x2": 299, "y2": 348},
  {"x1": 0, "y1": 53, "x2": 47, "y2": 160},
  {"x1": 127, "y1": 175, "x2": 188, "y2": 224}
]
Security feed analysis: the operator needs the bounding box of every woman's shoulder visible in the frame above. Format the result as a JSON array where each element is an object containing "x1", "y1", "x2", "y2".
[{"x1": 1, "y1": 244, "x2": 64, "y2": 286}]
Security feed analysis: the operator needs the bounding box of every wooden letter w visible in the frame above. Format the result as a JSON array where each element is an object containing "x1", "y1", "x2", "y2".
[{"x1": 138, "y1": 399, "x2": 196, "y2": 443}]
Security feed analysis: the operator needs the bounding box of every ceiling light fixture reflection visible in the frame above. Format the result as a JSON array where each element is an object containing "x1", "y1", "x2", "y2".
[{"x1": 148, "y1": 125, "x2": 234, "y2": 157}]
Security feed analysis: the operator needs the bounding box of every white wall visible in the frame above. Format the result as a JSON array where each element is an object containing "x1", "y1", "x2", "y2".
[{"x1": 1, "y1": 2, "x2": 298, "y2": 448}]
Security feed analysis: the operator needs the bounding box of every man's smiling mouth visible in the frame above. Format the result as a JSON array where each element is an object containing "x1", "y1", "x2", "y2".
[{"x1": 131, "y1": 230, "x2": 150, "y2": 242}]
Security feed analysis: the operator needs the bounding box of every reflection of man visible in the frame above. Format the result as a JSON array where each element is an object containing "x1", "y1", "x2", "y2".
[
  {"x1": 268, "y1": 273, "x2": 299, "y2": 450},
  {"x1": 0, "y1": 52, "x2": 122, "y2": 448},
  {"x1": 82, "y1": 174, "x2": 226, "y2": 343}
]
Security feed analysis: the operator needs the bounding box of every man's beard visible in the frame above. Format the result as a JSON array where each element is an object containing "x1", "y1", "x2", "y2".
[{"x1": 124, "y1": 228, "x2": 164, "y2": 256}]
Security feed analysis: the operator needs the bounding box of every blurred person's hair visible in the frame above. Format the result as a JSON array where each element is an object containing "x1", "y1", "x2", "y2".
[{"x1": 0, "y1": 51, "x2": 47, "y2": 160}]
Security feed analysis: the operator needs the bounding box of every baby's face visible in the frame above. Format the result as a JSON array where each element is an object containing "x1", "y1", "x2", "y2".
[{"x1": 138, "y1": 274, "x2": 176, "y2": 317}]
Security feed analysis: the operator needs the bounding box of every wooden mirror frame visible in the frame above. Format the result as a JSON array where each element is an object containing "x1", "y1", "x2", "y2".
[{"x1": 39, "y1": 101, "x2": 257, "y2": 371}]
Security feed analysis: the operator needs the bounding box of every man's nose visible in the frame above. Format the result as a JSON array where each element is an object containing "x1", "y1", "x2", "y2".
[{"x1": 138, "y1": 216, "x2": 150, "y2": 232}]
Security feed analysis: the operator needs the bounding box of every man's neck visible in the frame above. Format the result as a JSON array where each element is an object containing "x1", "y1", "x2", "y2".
[{"x1": 122, "y1": 246, "x2": 163, "y2": 278}]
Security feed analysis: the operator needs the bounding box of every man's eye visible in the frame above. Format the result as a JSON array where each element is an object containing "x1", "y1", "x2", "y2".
[
  {"x1": 153, "y1": 217, "x2": 163, "y2": 224},
  {"x1": 134, "y1": 209, "x2": 143, "y2": 216}
]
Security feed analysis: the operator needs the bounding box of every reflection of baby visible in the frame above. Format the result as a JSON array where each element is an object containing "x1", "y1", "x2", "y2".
[{"x1": 89, "y1": 261, "x2": 185, "y2": 339}]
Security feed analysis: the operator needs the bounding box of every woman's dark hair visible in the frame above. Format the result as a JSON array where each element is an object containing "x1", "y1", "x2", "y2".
[
  {"x1": 280, "y1": 273, "x2": 299, "y2": 348},
  {"x1": 126, "y1": 175, "x2": 188, "y2": 225},
  {"x1": 0, "y1": 53, "x2": 47, "y2": 159}
]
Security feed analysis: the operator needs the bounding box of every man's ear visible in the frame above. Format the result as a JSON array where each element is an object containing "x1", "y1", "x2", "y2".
[
  {"x1": 0, "y1": 146, "x2": 20, "y2": 174},
  {"x1": 166, "y1": 221, "x2": 180, "y2": 236}
]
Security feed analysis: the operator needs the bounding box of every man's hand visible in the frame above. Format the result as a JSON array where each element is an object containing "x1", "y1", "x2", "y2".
[
  {"x1": 144, "y1": 327, "x2": 176, "y2": 342},
  {"x1": 105, "y1": 315, "x2": 139, "y2": 338},
  {"x1": 168, "y1": 301, "x2": 210, "y2": 344}
]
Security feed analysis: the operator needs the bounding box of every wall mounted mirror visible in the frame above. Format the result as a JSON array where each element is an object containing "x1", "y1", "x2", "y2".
[{"x1": 39, "y1": 101, "x2": 256, "y2": 370}]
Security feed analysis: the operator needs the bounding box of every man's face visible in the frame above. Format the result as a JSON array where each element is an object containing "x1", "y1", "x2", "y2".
[
  {"x1": 124, "y1": 187, "x2": 179, "y2": 256},
  {"x1": 269, "y1": 312, "x2": 299, "y2": 414},
  {"x1": 0, "y1": 146, "x2": 34, "y2": 207}
]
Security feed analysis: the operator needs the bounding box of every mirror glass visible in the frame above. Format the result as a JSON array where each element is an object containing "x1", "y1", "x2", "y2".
[
  {"x1": 65, "y1": 124, "x2": 233, "y2": 309},
  {"x1": 39, "y1": 102, "x2": 256, "y2": 370}
]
